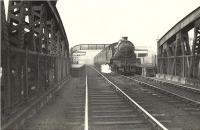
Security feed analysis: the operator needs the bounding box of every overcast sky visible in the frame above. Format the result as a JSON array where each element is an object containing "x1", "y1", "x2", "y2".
[
  {"x1": 4, "y1": 0, "x2": 199, "y2": 50},
  {"x1": 56, "y1": 0, "x2": 199, "y2": 50}
]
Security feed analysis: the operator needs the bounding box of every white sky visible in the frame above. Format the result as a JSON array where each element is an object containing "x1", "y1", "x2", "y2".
[
  {"x1": 4, "y1": 0, "x2": 199, "y2": 51},
  {"x1": 56, "y1": 0, "x2": 199, "y2": 50}
]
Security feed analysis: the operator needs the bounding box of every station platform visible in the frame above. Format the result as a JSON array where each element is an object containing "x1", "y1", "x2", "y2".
[{"x1": 70, "y1": 64, "x2": 86, "y2": 77}]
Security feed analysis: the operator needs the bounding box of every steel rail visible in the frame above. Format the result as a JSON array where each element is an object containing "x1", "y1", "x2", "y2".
[
  {"x1": 91, "y1": 66, "x2": 168, "y2": 130},
  {"x1": 121, "y1": 75, "x2": 200, "y2": 106},
  {"x1": 147, "y1": 77, "x2": 200, "y2": 93},
  {"x1": 84, "y1": 72, "x2": 88, "y2": 130}
]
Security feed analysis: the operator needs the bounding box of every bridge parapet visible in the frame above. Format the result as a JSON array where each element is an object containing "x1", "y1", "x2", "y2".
[
  {"x1": 157, "y1": 7, "x2": 200, "y2": 82},
  {"x1": 1, "y1": 1, "x2": 70, "y2": 129}
]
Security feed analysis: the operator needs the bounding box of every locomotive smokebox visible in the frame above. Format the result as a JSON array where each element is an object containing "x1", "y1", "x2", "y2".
[{"x1": 114, "y1": 36, "x2": 135, "y2": 58}]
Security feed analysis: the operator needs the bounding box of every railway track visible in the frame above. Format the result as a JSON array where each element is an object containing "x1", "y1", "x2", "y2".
[
  {"x1": 86, "y1": 66, "x2": 167, "y2": 130},
  {"x1": 104, "y1": 72, "x2": 200, "y2": 129},
  {"x1": 123, "y1": 75, "x2": 200, "y2": 106},
  {"x1": 147, "y1": 77, "x2": 200, "y2": 93},
  {"x1": 19, "y1": 66, "x2": 200, "y2": 130}
]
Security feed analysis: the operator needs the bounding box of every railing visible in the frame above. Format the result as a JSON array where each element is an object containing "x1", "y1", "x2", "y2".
[
  {"x1": 157, "y1": 55, "x2": 200, "y2": 79},
  {"x1": 1, "y1": 1, "x2": 70, "y2": 124},
  {"x1": 1, "y1": 47, "x2": 69, "y2": 123}
]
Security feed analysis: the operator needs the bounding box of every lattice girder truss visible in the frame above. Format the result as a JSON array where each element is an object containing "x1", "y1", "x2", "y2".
[
  {"x1": 158, "y1": 18, "x2": 200, "y2": 79},
  {"x1": 7, "y1": 1, "x2": 67, "y2": 56}
]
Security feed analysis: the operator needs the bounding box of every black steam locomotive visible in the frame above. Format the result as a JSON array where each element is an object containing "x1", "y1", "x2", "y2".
[{"x1": 94, "y1": 37, "x2": 140, "y2": 75}]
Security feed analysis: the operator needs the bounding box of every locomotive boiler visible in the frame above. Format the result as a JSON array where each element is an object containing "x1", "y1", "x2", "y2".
[{"x1": 94, "y1": 37, "x2": 140, "y2": 75}]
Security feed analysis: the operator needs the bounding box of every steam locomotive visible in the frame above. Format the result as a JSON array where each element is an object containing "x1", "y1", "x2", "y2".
[{"x1": 94, "y1": 37, "x2": 140, "y2": 75}]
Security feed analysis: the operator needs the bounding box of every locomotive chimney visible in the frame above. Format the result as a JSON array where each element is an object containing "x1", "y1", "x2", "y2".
[{"x1": 122, "y1": 37, "x2": 128, "y2": 40}]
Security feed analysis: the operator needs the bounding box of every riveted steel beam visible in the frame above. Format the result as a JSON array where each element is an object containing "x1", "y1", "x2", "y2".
[
  {"x1": 157, "y1": 7, "x2": 200, "y2": 80},
  {"x1": 1, "y1": 1, "x2": 70, "y2": 128},
  {"x1": 191, "y1": 19, "x2": 200, "y2": 78},
  {"x1": 158, "y1": 7, "x2": 200, "y2": 47}
]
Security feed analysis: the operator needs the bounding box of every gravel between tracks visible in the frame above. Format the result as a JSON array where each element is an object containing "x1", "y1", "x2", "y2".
[{"x1": 106, "y1": 73, "x2": 200, "y2": 130}]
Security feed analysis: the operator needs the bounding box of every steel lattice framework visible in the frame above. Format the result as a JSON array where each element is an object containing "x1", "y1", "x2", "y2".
[
  {"x1": 1, "y1": 1, "x2": 70, "y2": 127},
  {"x1": 157, "y1": 7, "x2": 200, "y2": 85}
]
